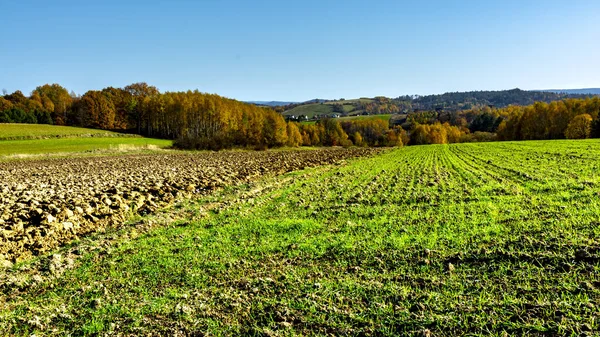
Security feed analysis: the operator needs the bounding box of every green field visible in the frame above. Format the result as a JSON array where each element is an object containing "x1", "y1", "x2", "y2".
[
  {"x1": 0, "y1": 123, "x2": 135, "y2": 140},
  {"x1": 300, "y1": 114, "x2": 393, "y2": 125},
  {"x1": 283, "y1": 99, "x2": 375, "y2": 118},
  {"x1": 283, "y1": 98, "x2": 387, "y2": 119},
  {"x1": 0, "y1": 138, "x2": 173, "y2": 157},
  {"x1": 3, "y1": 139, "x2": 599, "y2": 335},
  {"x1": 283, "y1": 102, "x2": 371, "y2": 118},
  {"x1": 283, "y1": 103, "x2": 334, "y2": 118},
  {"x1": 338, "y1": 113, "x2": 392, "y2": 122},
  {"x1": 323, "y1": 98, "x2": 374, "y2": 105},
  {"x1": 0, "y1": 124, "x2": 172, "y2": 157},
  {"x1": 342, "y1": 104, "x2": 356, "y2": 113}
]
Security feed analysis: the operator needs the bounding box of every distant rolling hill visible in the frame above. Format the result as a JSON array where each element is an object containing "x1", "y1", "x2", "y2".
[
  {"x1": 281, "y1": 88, "x2": 594, "y2": 119},
  {"x1": 247, "y1": 101, "x2": 298, "y2": 107},
  {"x1": 248, "y1": 99, "x2": 330, "y2": 107},
  {"x1": 282, "y1": 98, "x2": 376, "y2": 118},
  {"x1": 537, "y1": 88, "x2": 600, "y2": 95},
  {"x1": 283, "y1": 103, "x2": 335, "y2": 118}
]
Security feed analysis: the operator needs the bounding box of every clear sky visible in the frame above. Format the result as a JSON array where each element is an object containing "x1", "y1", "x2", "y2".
[{"x1": 1, "y1": 0, "x2": 599, "y2": 101}]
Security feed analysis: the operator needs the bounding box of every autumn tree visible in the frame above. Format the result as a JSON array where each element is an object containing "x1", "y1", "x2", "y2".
[
  {"x1": 496, "y1": 97, "x2": 600, "y2": 141},
  {"x1": 101, "y1": 87, "x2": 133, "y2": 129},
  {"x1": 286, "y1": 122, "x2": 303, "y2": 147},
  {"x1": 565, "y1": 114, "x2": 593, "y2": 139},
  {"x1": 341, "y1": 119, "x2": 388, "y2": 146},
  {"x1": 410, "y1": 124, "x2": 430, "y2": 145},
  {"x1": 124, "y1": 82, "x2": 159, "y2": 134},
  {"x1": 397, "y1": 127, "x2": 410, "y2": 145},
  {"x1": 384, "y1": 129, "x2": 403, "y2": 146},
  {"x1": 299, "y1": 124, "x2": 323, "y2": 146},
  {"x1": 33, "y1": 84, "x2": 72, "y2": 125},
  {"x1": 0, "y1": 97, "x2": 13, "y2": 112},
  {"x1": 410, "y1": 123, "x2": 464, "y2": 145},
  {"x1": 352, "y1": 131, "x2": 364, "y2": 146},
  {"x1": 74, "y1": 91, "x2": 116, "y2": 129},
  {"x1": 4, "y1": 90, "x2": 28, "y2": 108},
  {"x1": 319, "y1": 118, "x2": 350, "y2": 146},
  {"x1": 263, "y1": 110, "x2": 288, "y2": 147},
  {"x1": 444, "y1": 123, "x2": 464, "y2": 143}
]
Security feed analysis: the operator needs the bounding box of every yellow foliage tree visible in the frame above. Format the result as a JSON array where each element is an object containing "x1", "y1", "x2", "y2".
[
  {"x1": 286, "y1": 122, "x2": 303, "y2": 147},
  {"x1": 263, "y1": 110, "x2": 288, "y2": 147},
  {"x1": 33, "y1": 84, "x2": 73, "y2": 125},
  {"x1": 564, "y1": 114, "x2": 593, "y2": 139},
  {"x1": 353, "y1": 131, "x2": 364, "y2": 147},
  {"x1": 411, "y1": 123, "x2": 465, "y2": 145},
  {"x1": 444, "y1": 123, "x2": 464, "y2": 143},
  {"x1": 385, "y1": 130, "x2": 403, "y2": 146}
]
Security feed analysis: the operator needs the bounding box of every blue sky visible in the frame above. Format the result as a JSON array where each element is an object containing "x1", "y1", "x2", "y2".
[{"x1": 1, "y1": 0, "x2": 599, "y2": 101}]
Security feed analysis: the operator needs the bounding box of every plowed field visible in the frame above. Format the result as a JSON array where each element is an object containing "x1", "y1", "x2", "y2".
[{"x1": 0, "y1": 148, "x2": 380, "y2": 263}]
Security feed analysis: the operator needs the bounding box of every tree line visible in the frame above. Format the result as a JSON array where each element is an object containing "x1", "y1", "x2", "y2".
[
  {"x1": 398, "y1": 88, "x2": 589, "y2": 111},
  {"x1": 272, "y1": 88, "x2": 588, "y2": 116},
  {"x1": 0, "y1": 83, "x2": 410, "y2": 149},
  {"x1": 496, "y1": 98, "x2": 600, "y2": 140},
  {"x1": 297, "y1": 119, "x2": 409, "y2": 147},
  {"x1": 404, "y1": 96, "x2": 600, "y2": 144},
  {"x1": 1, "y1": 83, "x2": 599, "y2": 149}
]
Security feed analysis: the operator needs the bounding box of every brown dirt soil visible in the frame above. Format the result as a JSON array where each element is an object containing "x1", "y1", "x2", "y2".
[{"x1": 0, "y1": 148, "x2": 382, "y2": 264}]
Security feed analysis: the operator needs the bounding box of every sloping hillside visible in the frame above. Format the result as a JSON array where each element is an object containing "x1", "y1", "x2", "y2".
[
  {"x1": 283, "y1": 98, "x2": 377, "y2": 118},
  {"x1": 282, "y1": 103, "x2": 334, "y2": 118},
  {"x1": 281, "y1": 89, "x2": 590, "y2": 119}
]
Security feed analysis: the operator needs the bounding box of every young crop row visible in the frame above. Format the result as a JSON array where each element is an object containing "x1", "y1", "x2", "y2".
[{"x1": 256, "y1": 140, "x2": 600, "y2": 335}]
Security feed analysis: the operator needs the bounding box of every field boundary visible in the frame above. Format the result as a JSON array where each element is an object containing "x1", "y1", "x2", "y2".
[{"x1": 0, "y1": 132, "x2": 142, "y2": 141}]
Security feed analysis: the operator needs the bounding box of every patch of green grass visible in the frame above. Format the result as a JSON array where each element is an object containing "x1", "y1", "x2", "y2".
[
  {"x1": 342, "y1": 104, "x2": 355, "y2": 113},
  {"x1": 283, "y1": 103, "x2": 333, "y2": 118},
  {"x1": 338, "y1": 114, "x2": 392, "y2": 122},
  {"x1": 0, "y1": 137, "x2": 173, "y2": 157},
  {"x1": 300, "y1": 114, "x2": 392, "y2": 125},
  {"x1": 2, "y1": 140, "x2": 600, "y2": 335},
  {"x1": 324, "y1": 98, "x2": 374, "y2": 104},
  {"x1": 0, "y1": 124, "x2": 135, "y2": 140},
  {"x1": 284, "y1": 101, "x2": 378, "y2": 119}
]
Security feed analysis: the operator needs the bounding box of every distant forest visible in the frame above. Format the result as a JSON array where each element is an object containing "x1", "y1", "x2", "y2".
[
  {"x1": 402, "y1": 88, "x2": 589, "y2": 111},
  {"x1": 1, "y1": 84, "x2": 599, "y2": 149},
  {"x1": 277, "y1": 88, "x2": 589, "y2": 115},
  {"x1": 403, "y1": 97, "x2": 600, "y2": 144},
  {"x1": 0, "y1": 83, "x2": 296, "y2": 150}
]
